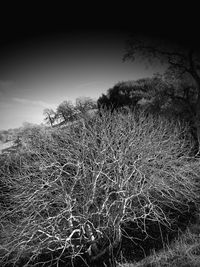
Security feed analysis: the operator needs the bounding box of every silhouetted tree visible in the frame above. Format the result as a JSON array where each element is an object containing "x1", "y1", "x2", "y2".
[
  {"x1": 123, "y1": 34, "x2": 200, "y2": 154},
  {"x1": 97, "y1": 94, "x2": 110, "y2": 110}
]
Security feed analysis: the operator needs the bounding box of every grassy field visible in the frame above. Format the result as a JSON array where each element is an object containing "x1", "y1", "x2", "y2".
[{"x1": 0, "y1": 110, "x2": 200, "y2": 266}]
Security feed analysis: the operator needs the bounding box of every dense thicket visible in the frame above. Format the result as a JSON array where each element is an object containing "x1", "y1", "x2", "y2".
[{"x1": 0, "y1": 110, "x2": 199, "y2": 266}]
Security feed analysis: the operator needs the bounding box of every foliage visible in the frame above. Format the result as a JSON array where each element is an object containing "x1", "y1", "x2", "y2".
[
  {"x1": 75, "y1": 97, "x2": 97, "y2": 115},
  {"x1": 0, "y1": 110, "x2": 199, "y2": 266},
  {"x1": 97, "y1": 81, "x2": 140, "y2": 110},
  {"x1": 42, "y1": 98, "x2": 97, "y2": 127},
  {"x1": 56, "y1": 100, "x2": 77, "y2": 123},
  {"x1": 97, "y1": 74, "x2": 197, "y2": 126}
]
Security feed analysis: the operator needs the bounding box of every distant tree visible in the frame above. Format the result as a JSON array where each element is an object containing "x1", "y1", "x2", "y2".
[
  {"x1": 75, "y1": 97, "x2": 97, "y2": 115},
  {"x1": 43, "y1": 108, "x2": 56, "y2": 127},
  {"x1": 97, "y1": 81, "x2": 141, "y2": 111},
  {"x1": 123, "y1": 34, "x2": 200, "y2": 154},
  {"x1": 56, "y1": 100, "x2": 76, "y2": 123}
]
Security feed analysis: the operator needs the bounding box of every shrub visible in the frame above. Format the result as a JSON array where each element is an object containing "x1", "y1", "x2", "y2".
[{"x1": 0, "y1": 110, "x2": 199, "y2": 266}]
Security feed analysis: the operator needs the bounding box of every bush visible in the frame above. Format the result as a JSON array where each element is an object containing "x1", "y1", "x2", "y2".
[{"x1": 0, "y1": 110, "x2": 199, "y2": 266}]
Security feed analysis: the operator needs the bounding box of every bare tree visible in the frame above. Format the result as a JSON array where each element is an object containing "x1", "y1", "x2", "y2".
[
  {"x1": 43, "y1": 108, "x2": 56, "y2": 127},
  {"x1": 123, "y1": 34, "x2": 200, "y2": 154}
]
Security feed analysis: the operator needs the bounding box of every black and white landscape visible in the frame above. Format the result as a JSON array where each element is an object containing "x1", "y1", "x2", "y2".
[{"x1": 0, "y1": 18, "x2": 200, "y2": 267}]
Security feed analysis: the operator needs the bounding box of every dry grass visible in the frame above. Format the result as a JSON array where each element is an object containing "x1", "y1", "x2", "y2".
[{"x1": 118, "y1": 224, "x2": 200, "y2": 267}]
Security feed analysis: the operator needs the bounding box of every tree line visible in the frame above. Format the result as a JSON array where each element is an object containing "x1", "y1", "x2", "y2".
[
  {"x1": 43, "y1": 97, "x2": 97, "y2": 127},
  {"x1": 97, "y1": 73, "x2": 196, "y2": 120}
]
